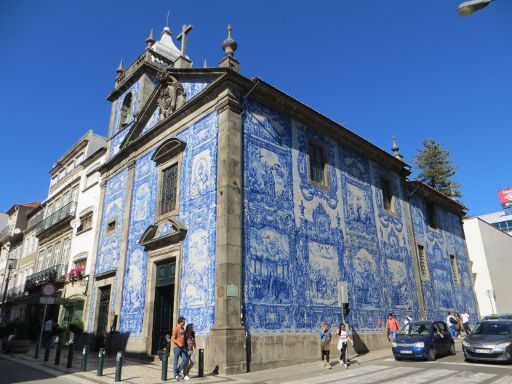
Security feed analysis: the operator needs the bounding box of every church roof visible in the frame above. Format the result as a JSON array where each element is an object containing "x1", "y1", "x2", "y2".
[{"x1": 150, "y1": 27, "x2": 181, "y2": 62}]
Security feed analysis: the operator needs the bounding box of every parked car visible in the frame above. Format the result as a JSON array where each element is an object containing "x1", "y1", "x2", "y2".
[
  {"x1": 392, "y1": 320, "x2": 456, "y2": 361},
  {"x1": 463, "y1": 320, "x2": 512, "y2": 363}
]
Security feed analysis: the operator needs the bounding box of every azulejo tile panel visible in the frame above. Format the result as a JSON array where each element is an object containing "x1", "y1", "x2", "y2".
[
  {"x1": 243, "y1": 98, "x2": 474, "y2": 333},
  {"x1": 176, "y1": 112, "x2": 218, "y2": 335},
  {"x1": 119, "y1": 151, "x2": 157, "y2": 335},
  {"x1": 95, "y1": 169, "x2": 129, "y2": 275},
  {"x1": 410, "y1": 195, "x2": 477, "y2": 321},
  {"x1": 182, "y1": 78, "x2": 210, "y2": 102}
]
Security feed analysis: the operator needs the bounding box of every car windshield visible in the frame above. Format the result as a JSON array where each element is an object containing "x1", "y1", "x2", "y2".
[
  {"x1": 472, "y1": 322, "x2": 512, "y2": 336},
  {"x1": 399, "y1": 323, "x2": 430, "y2": 336}
]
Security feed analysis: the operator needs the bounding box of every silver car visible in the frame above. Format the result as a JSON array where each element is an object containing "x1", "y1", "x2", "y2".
[{"x1": 463, "y1": 320, "x2": 512, "y2": 363}]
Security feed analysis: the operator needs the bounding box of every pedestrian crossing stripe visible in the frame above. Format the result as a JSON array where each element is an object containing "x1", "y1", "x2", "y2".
[{"x1": 283, "y1": 365, "x2": 512, "y2": 384}]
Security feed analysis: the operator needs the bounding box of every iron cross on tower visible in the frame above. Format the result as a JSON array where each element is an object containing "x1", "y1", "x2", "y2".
[{"x1": 177, "y1": 24, "x2": 193, "y2": 57}]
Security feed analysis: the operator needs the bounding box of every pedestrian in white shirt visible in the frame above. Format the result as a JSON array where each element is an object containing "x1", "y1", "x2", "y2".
[
  {"x1": 336, "y1": 323, "x2": 353, "y2": 369},
  {"x1": 461, "y1": 309, "x2": 471, "y2": 335}
]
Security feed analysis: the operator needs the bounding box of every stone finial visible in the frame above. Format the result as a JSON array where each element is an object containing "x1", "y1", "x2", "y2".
[
  {"x1": 222, "y1": 24, "x2": 238, "y2": 57},
  {"x1": 146, "y1": 29, "x2": 155, "y2": 47},
  {"x1": 203, "y1": 59, "x2": 208, "y2": 68},
  {"x1": 116, "y1": 59, "x2": 124, "y2": 75},
  {"x1": 391, "y1": 135, "x2": 404, "y2": 161}
]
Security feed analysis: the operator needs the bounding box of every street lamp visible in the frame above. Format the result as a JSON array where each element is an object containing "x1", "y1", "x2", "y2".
[{"x1": 458, "y1": 0, "x2": 492, "y2": 16}]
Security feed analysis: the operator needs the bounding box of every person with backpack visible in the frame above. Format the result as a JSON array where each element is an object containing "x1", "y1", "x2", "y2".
[
  {"x1": 319, "y1": 322, "x2": 332, "y2": 369},
  {"x1": 446, "y1": 312, "x2": 458, "y2": 338}
]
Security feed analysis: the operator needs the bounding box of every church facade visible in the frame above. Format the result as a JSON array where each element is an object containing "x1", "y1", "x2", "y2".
[{"x1": 83, "y1": 24, "x2": 477, "y2": 374}]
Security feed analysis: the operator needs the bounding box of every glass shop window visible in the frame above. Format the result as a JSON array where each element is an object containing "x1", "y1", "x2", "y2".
[{"x1": 308, "y1": 142, "x2": 326, "y2": 185}]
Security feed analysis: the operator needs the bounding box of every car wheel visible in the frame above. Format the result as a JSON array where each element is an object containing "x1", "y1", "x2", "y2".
[
  {"x1": 428, "y1": 347, "x2": 436, "y2": 361},
  {"x1": 449, "y1": 342, "x2": 456, "y2": 356},
  {"x1": 464, "y1": 356, "x2": 473, "y2": 363}
]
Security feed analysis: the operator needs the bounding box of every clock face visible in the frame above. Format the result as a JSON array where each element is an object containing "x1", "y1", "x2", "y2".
[{"x1": 42, "y1": 283, "x2": 56, "y2": 296}]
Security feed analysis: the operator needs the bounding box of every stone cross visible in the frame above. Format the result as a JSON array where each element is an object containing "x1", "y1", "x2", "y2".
[{"x1": 177, "y1": 24, "x2": 193, "y2": 56}]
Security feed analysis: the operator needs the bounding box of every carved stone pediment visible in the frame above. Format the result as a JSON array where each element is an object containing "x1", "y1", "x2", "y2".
[
  {"x1": 157, "y1": 69, "x2": 186, "y2": 120},
  {"x1": 139, "y1": 218, "x2": 187, "y2": 251},
  {"x1": 151, "y1": 138, "x2": 187, "y2": 165}
]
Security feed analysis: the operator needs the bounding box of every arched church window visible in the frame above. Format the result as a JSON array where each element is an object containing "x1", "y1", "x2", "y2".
[{"x1": 120, "y1": 92, "x2": 133, "y2": 129}]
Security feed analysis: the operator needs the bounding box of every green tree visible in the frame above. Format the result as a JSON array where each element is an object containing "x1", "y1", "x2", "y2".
[{"x1": 413, "y1": 139, "x2": 461, "y2": 198}]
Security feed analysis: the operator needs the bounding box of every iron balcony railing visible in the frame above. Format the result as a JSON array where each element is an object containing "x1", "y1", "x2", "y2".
[
  {"x1": 24, "y1": 264, "x2": 66, "y2": 290},
  {"x1": 35, "y1": 201, "x2": 77, "y2": 236}
]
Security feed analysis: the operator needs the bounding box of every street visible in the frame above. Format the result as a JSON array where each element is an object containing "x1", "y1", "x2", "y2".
[
  {"x1": 1, "y1": 343, "x2": 512, "y2": 383},
  {"x1": 281, "y1": 345, "x2": 512, "y2": 384},
  {"x1": 0, "y1": 357, "x2": 73, "y2": 384}
]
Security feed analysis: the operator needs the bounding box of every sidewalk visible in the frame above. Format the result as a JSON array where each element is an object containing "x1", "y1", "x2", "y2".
[{"x1": 0, "y1": 343, "x2": 397, "y2": 384}]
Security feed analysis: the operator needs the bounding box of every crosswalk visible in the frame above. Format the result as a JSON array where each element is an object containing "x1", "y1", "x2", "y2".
[{"x1": 283, "y1": 364, "x2": 512, "y2": 384}]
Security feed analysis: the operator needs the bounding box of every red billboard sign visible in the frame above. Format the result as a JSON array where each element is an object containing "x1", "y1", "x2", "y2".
[{"x1": 498, "y1": 188, "x2": 512, "y2": 209}]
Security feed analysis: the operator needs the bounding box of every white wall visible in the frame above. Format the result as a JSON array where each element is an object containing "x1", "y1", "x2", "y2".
[
  {"x1": 68, "y1": 152, "x2": 105, "y2": 276},
  {"x1": 463, "y1": 218, "x2": 512, "y2": 317}
]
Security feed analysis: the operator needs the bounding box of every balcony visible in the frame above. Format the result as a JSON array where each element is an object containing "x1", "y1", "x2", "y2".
[
  {"x1": 5, "y1": 285, "x2": 26, "y2": 301},
  {"x1": 24, "y1": 264, "x2": 66, "y2": 290},
  {"x1": 35, "y1": 201, "x2": 77, "y2": 238}
]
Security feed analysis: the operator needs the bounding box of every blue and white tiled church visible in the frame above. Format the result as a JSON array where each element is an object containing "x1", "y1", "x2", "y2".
[{"x1": 83, "y1": 23, "x2": 478, "y2": 373}]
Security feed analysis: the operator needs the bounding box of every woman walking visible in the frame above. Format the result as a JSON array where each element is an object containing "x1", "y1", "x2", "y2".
[
  {"x1": 336, "y1": 323, "x2": 353, "y2": 369},
  {"x1": 184, "y1": 323, "x2": 196, "y2": 379}
]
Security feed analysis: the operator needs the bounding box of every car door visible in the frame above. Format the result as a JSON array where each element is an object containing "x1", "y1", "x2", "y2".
[
  {"x1": 431, "y1": 322, "x2": 444, "y2": 354},
  {"x1": 436, "y1": 321, "x2": 451, "y2": 354}
]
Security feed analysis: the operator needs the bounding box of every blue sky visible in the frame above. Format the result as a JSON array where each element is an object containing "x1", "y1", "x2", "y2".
[{"x1": 0, "y1": 1, "x2": 510, "y2": 216}]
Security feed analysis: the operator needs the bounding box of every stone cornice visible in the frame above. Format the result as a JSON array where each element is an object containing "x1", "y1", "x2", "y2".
[
  {"x1": 247, "y1": 79, "x2": 410, "y2": 177},
  {"x1": 408, "y1": 181, "x2": 466, "y2": 215}
]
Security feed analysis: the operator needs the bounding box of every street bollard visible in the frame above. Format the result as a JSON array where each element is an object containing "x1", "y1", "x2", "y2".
[
  {"x1": 97, "y1": 348, "x2": 105, "y2": 376},
  {"x1": 80, "y1": 345, "x2": 89, "y2": 372},
  {"x1": 161, "y1": 351, "x2": 168, "y2": 381},
  {"x1": 44, "y1": 345, "x2": 50, "y2": 362},
  {"x1": 198, "y1": 348, "x2": 204, "y2": 378},
  {"x1": 66, "y1": 343, "x2": 74, "y2": 368},
  {"x1": 54, "y1": 343, "x2": 62, "y2": 365},
  {"x1": 115, "y1": 351, "x2": 123, "y2": 382},
  {"x1": 34, "y1": 343, "x2": 40, "y2": 359}
]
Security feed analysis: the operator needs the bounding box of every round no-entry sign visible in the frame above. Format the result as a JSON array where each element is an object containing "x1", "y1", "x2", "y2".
[{"x1": 41, "y1": 282, "x2": 56, "y2": 297}]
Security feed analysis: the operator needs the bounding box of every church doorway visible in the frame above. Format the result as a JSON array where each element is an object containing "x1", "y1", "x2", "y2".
[
  {"x1": 151, "y1": 260, "x2": 175, "y2": 355},
  {"x1": 95, "y1": 285, "x2": 111, "y2": 350}
]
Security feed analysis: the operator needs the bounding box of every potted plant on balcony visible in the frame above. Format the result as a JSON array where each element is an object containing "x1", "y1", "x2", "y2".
[{"x1": 66, "y1": 268, "x2": 84, "y2": 285}]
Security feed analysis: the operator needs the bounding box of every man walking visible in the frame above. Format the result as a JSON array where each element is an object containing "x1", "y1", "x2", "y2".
[
  {"x1": 171, "y1": 316, "x2": 189, "y2": 381},
  {"x1": 446, "y1": 312, "x2": 458, "y2": 338},
  {"x1": 385, "y1": 313, "x2": 400, "y2": 342},
  {"x1": 461, "y1": 309, "x2": 472, "y2": 335}
]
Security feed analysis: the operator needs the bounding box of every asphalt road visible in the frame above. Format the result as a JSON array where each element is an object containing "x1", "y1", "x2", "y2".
[
  {"x1": 284, "y1": 343, "x2": 512, "y2": 383},
  {"x1": 0, "y1": 357, "x2": 74, "y2": 384}
]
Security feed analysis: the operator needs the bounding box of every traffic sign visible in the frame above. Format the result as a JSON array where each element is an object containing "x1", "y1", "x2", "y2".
[
  {"x1": 41, "y1": 282, "x2": 56, "y2": 297},
  {"x1": 40, "y1": 296, "x2": 55, "y2": 305}
]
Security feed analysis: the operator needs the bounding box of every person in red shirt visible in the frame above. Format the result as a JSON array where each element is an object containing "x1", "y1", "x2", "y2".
[
  {"x1": 385, "y1": 313, "x2": 400, "y2": 342},
  {"x1": 171, "y1": 316, "x2": 189, "y2": 381}
]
